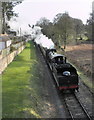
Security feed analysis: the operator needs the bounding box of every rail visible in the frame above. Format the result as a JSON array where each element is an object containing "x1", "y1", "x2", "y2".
[{"x1": 63, "y1": 92, "x2": 92, "y2": 120}]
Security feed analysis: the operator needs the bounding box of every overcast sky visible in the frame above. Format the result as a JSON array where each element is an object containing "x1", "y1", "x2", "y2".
[{"x1": 9, "y1": 0, "x2": 93, "y2": 34}]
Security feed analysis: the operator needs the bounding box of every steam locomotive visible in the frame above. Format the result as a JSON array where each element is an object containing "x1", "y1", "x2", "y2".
[{"x1": 39, "y1": 45, "x2": 79, "y2": 92}]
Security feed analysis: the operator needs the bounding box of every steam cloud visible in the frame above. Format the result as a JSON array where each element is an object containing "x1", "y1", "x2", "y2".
[{"x1": 31, "y1": 26, "x2": 54, "y2": 49}]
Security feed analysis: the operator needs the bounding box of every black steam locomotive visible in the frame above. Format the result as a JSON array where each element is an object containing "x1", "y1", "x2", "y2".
[{"x1": 39, "y1": 45, "x2": 79, "y2": 92}]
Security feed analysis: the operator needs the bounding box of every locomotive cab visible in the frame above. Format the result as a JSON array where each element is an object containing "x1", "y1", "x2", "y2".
[{"x1": 51, "y1": 55, "x2": 66, "y2": 69}]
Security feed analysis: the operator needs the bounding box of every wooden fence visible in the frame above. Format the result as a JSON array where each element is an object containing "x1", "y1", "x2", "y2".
[{"x1": 0, "y1": 45, "x2": 25, "y2": 74}]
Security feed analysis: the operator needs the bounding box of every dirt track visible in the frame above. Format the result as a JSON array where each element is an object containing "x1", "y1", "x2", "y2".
[{"x1": 64, "y1": 44, "x2": 93, "y2": 81}]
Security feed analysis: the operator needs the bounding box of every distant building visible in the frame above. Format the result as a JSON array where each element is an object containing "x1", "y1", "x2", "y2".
[
  {"x1": 7, "y1": 30, "x2": 16, "y2": 36},
  {"x1": 0, "y1": 34, "x2": 12, "y2": 50}
]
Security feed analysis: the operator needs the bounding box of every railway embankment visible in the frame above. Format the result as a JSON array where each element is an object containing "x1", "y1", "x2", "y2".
[{"x1": 0, "y1": 42, "x2": 25, "y2": 74}]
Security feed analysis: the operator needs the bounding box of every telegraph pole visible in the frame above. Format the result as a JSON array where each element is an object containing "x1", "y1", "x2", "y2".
[
  {"x1": 0, "y1": 3, "x2": 2, "y2": 120},
  {"x1": 0, "y1": 2, "x2": 2, "y2": 34}
]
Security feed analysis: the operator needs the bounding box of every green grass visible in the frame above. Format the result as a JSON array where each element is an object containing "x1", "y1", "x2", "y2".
[{"x1": 2, "y1": 41, "x2": 42, "y2": 118}]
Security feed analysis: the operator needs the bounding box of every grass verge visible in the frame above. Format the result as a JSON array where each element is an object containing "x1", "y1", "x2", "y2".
[{"x1": 2, "y1": 41, "x2": 43, "y2": 118}]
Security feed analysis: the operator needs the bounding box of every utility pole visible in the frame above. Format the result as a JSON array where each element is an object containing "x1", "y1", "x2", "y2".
[
  {"x1": 0, "y1": 2, "x2": 2, "y2": 34},
  {"x1": 20, "y1": 27, "x2": 23, "y2": 47},
  {"x1": 20, "y1": 27, "x2": 21, "y2": 37},
  {"x1": 0, "y1": 3, "x2": 2, "y2": 120},
  {"x1": 58, "y1": 35, "x2": 61, "y2": 48}
]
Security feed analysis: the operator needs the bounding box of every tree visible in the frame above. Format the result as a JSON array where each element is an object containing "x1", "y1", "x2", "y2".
[
  {"x1": 53, "y1": 12, "x2": 74, "y2": 48},
  {"x1": 35, "y1": 12, "x2": 85, "y2": 48},
  {"x1": 73, "y1": 18, "x2": 84, "y2": 43},
  {"x1": 2, "y1": 1, "x2": 23, "y2": 34},
  {"x1": 53, "y1": 13, "x2": 63, "y2": 24},
  {"x1": 86, "y1": 11, "x2": 94, "y2": 41},
  {"x1": 36, "y1": 17, "x2": 53, "y2": 37}
]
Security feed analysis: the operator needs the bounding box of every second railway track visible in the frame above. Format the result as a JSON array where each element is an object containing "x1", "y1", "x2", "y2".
[{"x1": 63, "y1": 92, "x2": 92, "y2": 120}]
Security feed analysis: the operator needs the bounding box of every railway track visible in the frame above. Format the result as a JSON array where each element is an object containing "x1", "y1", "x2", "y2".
[{"x1": 63, "y1": 92, "x2": 92, "y2": 120}]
